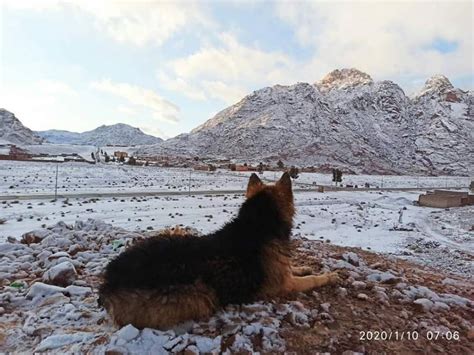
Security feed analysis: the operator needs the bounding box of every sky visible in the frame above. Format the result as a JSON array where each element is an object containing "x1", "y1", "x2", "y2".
[{"x1": 0, "y1": 0, "x2": 472, "y2": 139}]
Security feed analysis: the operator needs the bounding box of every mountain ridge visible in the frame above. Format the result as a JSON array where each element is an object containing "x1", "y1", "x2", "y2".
[
  {"x1": 0, "y1": 109, "x2": 45, "y2": 145},
  {"x1": 135, "y1": 69, "x2": 473, "y2": 176},
  {"x1": 37, "y1": 123, "x2": 163, "y2": 146}
]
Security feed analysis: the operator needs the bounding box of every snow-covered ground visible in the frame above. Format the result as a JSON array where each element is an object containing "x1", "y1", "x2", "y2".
[
  {"x1": 1, "y1": 160, "x2": 473, "y2": 272},
  {"x1": 1, "y1": 160, "x2": 473, "y2": 353},
  {"x1": 0, "y1": 161, "x2": 250, "y2": 196},
  {"x1": 1, "y1": 220, "x2": 472, "y2": 353}
]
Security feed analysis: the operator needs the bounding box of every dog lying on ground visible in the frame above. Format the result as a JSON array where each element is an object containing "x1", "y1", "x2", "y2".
[{"x1": 99, "y1": 172, "x2": 339, "y2": 329}]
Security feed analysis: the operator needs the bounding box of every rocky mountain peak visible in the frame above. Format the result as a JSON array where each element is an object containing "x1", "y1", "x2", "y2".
[
  {"x1": 414, "y1": 74, "x2": 462, "y2": 102},
  {"x1": 0, "y1": 109, "x2": 44, "y2": 145},
  {"x1": 416, "y1": 75, "x2": 454, "y2": 98},
  {"x1": 316, "y1": 68, "x2": 373, "y2": 92}
]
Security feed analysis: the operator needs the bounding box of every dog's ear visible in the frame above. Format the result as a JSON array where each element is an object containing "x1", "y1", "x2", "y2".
[
  {"x1": 276, "y1": 172, "x2": 292, "y2": 194},
  {"x1": 246, "y1": 173, "x2": 263, "y2": 198}
]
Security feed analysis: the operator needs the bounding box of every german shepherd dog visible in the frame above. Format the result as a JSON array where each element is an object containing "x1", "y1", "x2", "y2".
[{"x1": 99, "y1": 173, "x2": 338, "y2": 329}]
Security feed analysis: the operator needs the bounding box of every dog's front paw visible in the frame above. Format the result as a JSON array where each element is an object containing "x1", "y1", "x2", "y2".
[{"x1": 326, "y1": 271, "x2": 341, "y2": 285}]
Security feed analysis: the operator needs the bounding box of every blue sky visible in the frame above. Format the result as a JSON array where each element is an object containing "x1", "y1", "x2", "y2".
[{"x1": 1, "y1": 0, "x2": 472, "y2": 138}]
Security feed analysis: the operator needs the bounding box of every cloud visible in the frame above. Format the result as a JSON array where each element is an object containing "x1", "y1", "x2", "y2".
[
  {"x1": 201, "y1": 80, "x2": 248, "y2": 105},
  {"x1": 0, "y1": 79, "x2": 82, "y2": 131},
  {"x1": 275, "y1": 1, "x2": 473, "y2": 82},
  {"x1": 91, "y1": 79, "x2": 180, "y2": 123},
  {"x1": 157, "y1": 71, "x2": 206, "y2": 101},
  {"x1": 158, "y1": 32, "x2": 298, "y2": 105},
  {"x1": 3, "y1": 0, "x2": 213, "y2": 47}
]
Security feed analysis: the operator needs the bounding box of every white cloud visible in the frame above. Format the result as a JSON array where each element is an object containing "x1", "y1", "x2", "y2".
[
  {"x1": 201, "y1": 80, "x2": 248, "y2": 105},
  {"x1": 91, "y1": 79, "x2": 180, "y2": 123},
  {"x1": 157, "y1": 71, "x2": 206, "y2": 101},
  {"x1": 0, "y1": 80, "x2": 82, "y2": 131},
  {"x1": 158, "y1": 32, "x2": 298, "y2": 104},
  {"x1": 275, "y1": 1, "x2": 473, "y2": 82},
  {"x1": 3, "y1": 0, "x2": 213, "y2": 46}
]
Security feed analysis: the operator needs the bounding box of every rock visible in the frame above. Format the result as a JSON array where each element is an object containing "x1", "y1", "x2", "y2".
[
  {"x1": 163, "y1": 336, "x2": 182, "y2": 350},
  {"x1": 342, "y1": 252, "x2": 360, "y2": 266},
  {"x1": 338, "y1": 287, "x2": 348, "y2": 297},
  {"x1": 357, "y1": 293, "x2": 369, "y2": 300},
  {"x1": 413, "y1": 298, "x2": 434, "y2": 312},
  {"x1": 352, "y1": 281, "x2": 367, "y2": 289},
  {"x1": 116, "y1": 324, "x2": 139, "y2": 341},
  {"x1": 0, "y1": 243, "x2": 29, "y2": 255},
  {"x1": 366, "y1": 272, "x2": 399, "y2": 284},
  {"x1": 467, "y1": 327, "x2": 474, "y2": 341},
  {"x1": 26, "y1": 282, "x2": 66, "y2": 301},
  {"x1": 194, "y1": 335, "x2": 221, "y2": 353},
  {"x1": 34, "y1": 332, "x2": 94, "y2": 352},
  {"x1": 184, "y1": 345, "x2": 200, "y2": 355},
  {"x1": 64, "y1": 285, "x2": 92, "y2": 297},
  {"x1": 433, "y1": 302, "x2": 450, "y2": 311},
  {"x1": 43, "y1": 261, "x2": 77, "y2": 287},
  {"x1": 20, "y1": 232, "x2": 46, "y2": 245},
  {"x1": 320, "y1": 303, "x2": 331, "y2": 313}
]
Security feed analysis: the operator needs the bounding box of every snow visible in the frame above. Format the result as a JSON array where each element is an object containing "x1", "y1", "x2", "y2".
[
  {"x1": 1, "y1": 161, "x2": 472, "y2": 276},
  {"x1": 1, "y1": 217, "x2": 472, "y2": 353},
  {"x1": 136, "y1": 70, "x2": 473, "y2": 176},
  {"x1": 37, "y1": 123, "x2": 163, "y2": 146},
  {"x1": 35, "y1": 332, "x2": 95, "y2": 352}
]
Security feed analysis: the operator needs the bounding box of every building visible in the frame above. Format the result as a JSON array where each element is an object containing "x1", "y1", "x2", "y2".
[
  {"x1": 0, "y1": 144, "x2": 32, "y2": 161},
  {"x1": 418, "y1": 190, "x2": 474, "y2": 208},
  {"x1": 114, "y1": 151, "x2": 128, "y2": 159}
]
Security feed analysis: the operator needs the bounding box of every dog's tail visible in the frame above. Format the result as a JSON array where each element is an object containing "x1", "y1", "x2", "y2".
[{"x1": 99, "y1": 282, "x2": 218, "y2": 330}]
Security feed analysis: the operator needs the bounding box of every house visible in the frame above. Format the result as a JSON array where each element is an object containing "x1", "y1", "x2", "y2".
[
  {"x1": 418, "y1": 190, "x2": 474, "y2": 208},
  {"x1": 193, "y1": 165, "x2": 209, "y2": 171},
  {"x1": 0, "y1": 144, "x2": 31, "y2": 161},
  {"x1": 235, "y1": 165, "x2": 249, "y2": 172},
  {"x1": 114, "y1": 151, "x2": 128, "y2": 159}
]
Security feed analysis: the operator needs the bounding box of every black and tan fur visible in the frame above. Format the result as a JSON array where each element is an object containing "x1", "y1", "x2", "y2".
[{"x1": 99, "y1": 173, "x2": 338, "y2": 329}]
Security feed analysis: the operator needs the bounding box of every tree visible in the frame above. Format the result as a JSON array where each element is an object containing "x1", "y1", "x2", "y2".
[
  {"x1": 91, "y1": 152, "x2": 95, "y2": 161},
  {"x1": 289, "y1": 166, "x2": 299, "y2": 179},
  {"x1": 257, "y1": 162, "x2": 264, "y2": 175},
  {"x1": 128, "y1": 156, "x2": 137, "y2": 165},
  {"x1": 104, "y1": 155, "x2": 110, "y2": 163},
  {"x1": 145, "y1": 161, "x2": 149, "y2": 166},
  {"x1": 208, "y1": 164, "x2": 216, "y2": 172},
  {"x1": 336, "y1": 169, "x2": 343, "y2": 184},
  {"x1": 229, "y1": 163, "x2": 236, "y2": 171},
  {"x1": 277, "y1": 160, "x2": 284, "y2": 169},
  {"x1": 332, "y1": 168, "x2": 343, "y2": 186}
]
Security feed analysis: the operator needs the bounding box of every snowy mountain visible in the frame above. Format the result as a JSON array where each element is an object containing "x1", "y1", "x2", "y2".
[
  {"x1": 37, "y1": 124, "x2": 163, "y2": 146},
  {"x1": 136, "y1": 69, "x2": 473, "y2": 175},
  {"x1": 0, "y1": 109, "x2": 45, "y2": 145},
  {"x1": 36, "y1": 130, "x2": 82, "y2": 145}
]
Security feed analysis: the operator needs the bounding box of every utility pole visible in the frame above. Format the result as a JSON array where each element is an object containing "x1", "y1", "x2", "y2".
[
  {"x1": 54, "y1": 163, "x2": 59, "y2": 201},
  {"x1": 188, "y1": 169, "x2": 192, "y2": 196}
]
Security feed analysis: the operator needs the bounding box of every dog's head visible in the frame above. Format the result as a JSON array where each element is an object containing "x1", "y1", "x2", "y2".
[{"x1": 246, "y1": 172, "x2": 295, "y2": 224}]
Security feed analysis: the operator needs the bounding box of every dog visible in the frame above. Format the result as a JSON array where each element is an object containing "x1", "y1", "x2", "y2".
[{"x1": 98, "y1": 172, "x2": 338, "y2": 329}]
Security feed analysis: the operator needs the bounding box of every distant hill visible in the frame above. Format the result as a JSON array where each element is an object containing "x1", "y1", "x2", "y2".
[
  {"x1": 136, "y1": 68, "x2": 473, "y2": 175},
  {"x1": 0, "y1": 109, "x2": 45, "y2": 145},
  {"x1": 37, "y1": 124, "x2": 163, "y2": 146}
]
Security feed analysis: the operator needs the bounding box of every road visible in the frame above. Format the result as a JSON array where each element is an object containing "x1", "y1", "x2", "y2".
[{"x1": 0, "y1": 186, "x2": 467, "y2": 201}]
